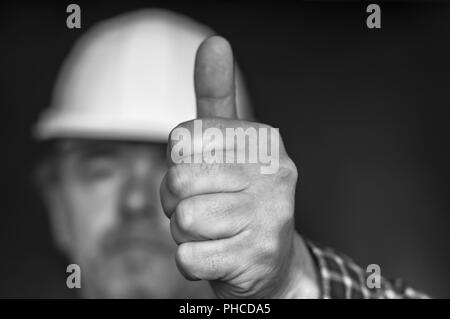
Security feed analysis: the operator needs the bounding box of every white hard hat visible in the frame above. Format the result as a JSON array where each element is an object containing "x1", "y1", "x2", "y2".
[{"x1": 34, "y1": 9, "x2": 251, "y2": 142}]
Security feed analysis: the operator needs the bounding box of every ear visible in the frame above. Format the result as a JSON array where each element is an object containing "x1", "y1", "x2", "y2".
[
  {"x1": 35, "y1": 160, "x2": 73, "y2": 254},
  {"x1": 43, "y1": 185, "x2": 73, "y2": 254}
]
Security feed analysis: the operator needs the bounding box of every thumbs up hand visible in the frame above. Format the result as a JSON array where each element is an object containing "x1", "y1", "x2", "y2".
[{"x1": 160, "y1": 36, "x2": 319, "y2": 298}]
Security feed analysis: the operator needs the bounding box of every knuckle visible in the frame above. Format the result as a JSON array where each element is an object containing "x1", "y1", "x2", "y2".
[
  {"x1": 176, "y1": 243, "x2": 192, "y2": 271},
  {"x1": 166, "y1": 165, "x2": 189, "y2": 197},
  {"x1": 257, "y1": 122, "x2": 274, "y2": 130},
  {"x1": 169, "y1": 121, "x2": 193, "y2": 139},
  {"x1": 169, "y1": 121, "x2": 195, "y2": 160},
  {"x1": 175, "y1": 200, "x2": 194, "y2": 232},
  {"x1": 176, "y1": 244, "x2": 202, "y2": 280},
  {"x1": 277, "y1": 157, "x2": 298, "y2": 184}
]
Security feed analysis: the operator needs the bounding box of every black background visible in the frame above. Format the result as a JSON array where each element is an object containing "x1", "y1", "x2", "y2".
[{"x1": 1, "y1": 0, "x2": 449, "y2": 298}]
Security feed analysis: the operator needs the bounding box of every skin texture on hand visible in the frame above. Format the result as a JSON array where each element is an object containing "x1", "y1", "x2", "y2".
[{"x1": 160, "y1": 36, "x2": 319, "y2": 299}]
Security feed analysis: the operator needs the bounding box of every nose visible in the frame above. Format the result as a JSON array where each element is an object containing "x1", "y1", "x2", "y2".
[{"x1": 119, "y1": 159, "x2": 159, "y2": 221}]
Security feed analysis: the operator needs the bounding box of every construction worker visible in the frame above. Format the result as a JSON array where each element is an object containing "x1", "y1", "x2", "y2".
[{"x1": 34, "y1": 9, "x2": 427, "y2": 299}]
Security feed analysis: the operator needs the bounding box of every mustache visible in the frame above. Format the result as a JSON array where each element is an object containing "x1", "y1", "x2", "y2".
[{"x1": 100, "y1": 222, "x2": 173, "y2": 257}]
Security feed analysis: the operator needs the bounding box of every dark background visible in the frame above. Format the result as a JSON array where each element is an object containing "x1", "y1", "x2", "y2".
[{"x1": 1, "y1": 0, "x2": 449, "y2": 298}]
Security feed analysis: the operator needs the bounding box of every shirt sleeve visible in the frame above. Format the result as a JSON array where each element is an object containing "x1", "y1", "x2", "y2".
[{"x1": 305, "y1": 240, "x2": 430, "y2": 299}]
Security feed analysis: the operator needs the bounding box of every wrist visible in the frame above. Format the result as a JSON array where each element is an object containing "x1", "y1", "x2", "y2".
[{"x1": 277, "y1": 232, "x2": 321, "y2": 299}]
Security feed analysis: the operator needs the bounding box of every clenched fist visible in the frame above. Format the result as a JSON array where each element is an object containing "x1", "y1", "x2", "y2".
[{"x1": 160, "y1": 36, "x2": 319, "y2": 298}]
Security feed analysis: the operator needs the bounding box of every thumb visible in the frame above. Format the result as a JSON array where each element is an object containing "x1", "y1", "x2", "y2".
[{"x1": 194, "y1": 36, "x2": 237, "y2": 119}]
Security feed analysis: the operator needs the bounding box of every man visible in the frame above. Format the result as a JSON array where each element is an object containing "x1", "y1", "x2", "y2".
[{"x1": 34, "y1": 9, "x2": 427, "y2": 298}]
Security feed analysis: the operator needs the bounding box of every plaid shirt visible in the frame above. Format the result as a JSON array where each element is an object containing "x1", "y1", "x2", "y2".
[{"x1": 306, "y1": 241, "x2": 429, "y2": 299}]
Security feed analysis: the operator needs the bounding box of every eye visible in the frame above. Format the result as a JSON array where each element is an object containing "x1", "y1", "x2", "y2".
[{"x1": 78, "y1": 150, "x2": 123, "y2": 181}]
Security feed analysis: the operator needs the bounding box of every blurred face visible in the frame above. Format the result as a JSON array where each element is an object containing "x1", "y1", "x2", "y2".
[{"x1": 49, "y1": 139, "x2": 209, "y2": 298}]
